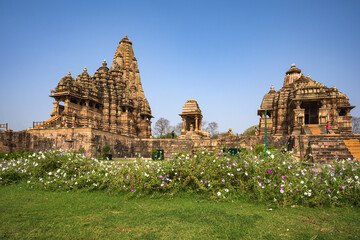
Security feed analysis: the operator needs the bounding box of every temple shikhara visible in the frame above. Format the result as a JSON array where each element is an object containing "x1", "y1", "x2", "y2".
[
  {"x1": 258, "y1": 64, "x2": 355, "y2": 135},
  {"x1": 37, "y1": 35, "x2": 152, "y2": 137}
]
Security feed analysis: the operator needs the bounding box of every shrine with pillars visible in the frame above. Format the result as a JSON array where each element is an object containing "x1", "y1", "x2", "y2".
[
  {"x1": 258, "y1": 64, "x2": 355, "y2": 135},
  {"x1": 35, "y1": 35, "x2": 153, "y2": 138},
  {"x1": 178, "y1": 98, "x2": 210, "y2": 139}
]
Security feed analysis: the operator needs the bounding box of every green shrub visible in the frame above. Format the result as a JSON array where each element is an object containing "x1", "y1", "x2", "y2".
[
  {"x1": 101, "y1": 144, "x2": 111, "y2": 159},
  {"x1": 253, "y1": 144, "x2": 265, "y2": 156}
]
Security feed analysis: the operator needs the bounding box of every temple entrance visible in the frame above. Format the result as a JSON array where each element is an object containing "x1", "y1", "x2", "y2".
[{"x1": 301, "y1": 101, "x2": 319, "y2": 124}]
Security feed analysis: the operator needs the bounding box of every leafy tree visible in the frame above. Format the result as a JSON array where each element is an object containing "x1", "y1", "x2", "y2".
[
  {"x1": 353, "y1": 117, "x2": 360, "y2": 133},
  {"x1": 242, "y1": 125, "x2": 259, "y2": 136},
  {"x1": 154, "y1": 118, "x2": 170, "y2": 137}
]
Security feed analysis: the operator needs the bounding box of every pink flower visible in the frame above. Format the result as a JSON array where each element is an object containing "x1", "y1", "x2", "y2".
[
  {"x1": 328, "y1": 188, "x2": 331, "y2": 193},
  {"x1": 268, "y1": 170, "x2": 272, "y2": 173},
  {"x1": 280, "y1": 187, "x2": 284, "y2": 194},
  {"x1": 318, "y1": 183, "x2": 321, "y2": 186},
  {"x1": 341, "y1": 186, "x2": 346, "y2": 190},
  {"x1": 222, "y1": 179, "x2": 225, "y2": 183},
  {"x1": 126, "y1": 175, "x2": 129, "y2": 179},
  {"x1": 258, "y1": 183, "x2": 262, "y2": 187},
  {"x1": 130, "y1": 188, "x2": 134, "y2": 192},
  {"x1": 282, "y1": 175, "x2": 285, "y2": 179}
]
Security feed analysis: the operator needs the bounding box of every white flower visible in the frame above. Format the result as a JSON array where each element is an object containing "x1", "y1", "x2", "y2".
[
  {"x1": 48, "y1": 172, "x2": 52, "y2": 175},
  {"x1": 237, "y1": 168, "x2": 241, "y2": 171},
  {"x1": 225, "y1": 188, "x2": 229, "y2": 192},
  {"x1": 245, "y1": 172, "x2": 248, "y2": 176},
  {"x1": 217, "y1": 192, "x2": 221, "y2": 196},
  {"x1": 300, "y1": 181, "x2": 304, "y2": 184}
]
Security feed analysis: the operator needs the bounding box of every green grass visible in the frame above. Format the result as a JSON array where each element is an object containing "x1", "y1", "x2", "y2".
[{"x1": 1, "y1": 184, "x2": 359, "y2": 239}]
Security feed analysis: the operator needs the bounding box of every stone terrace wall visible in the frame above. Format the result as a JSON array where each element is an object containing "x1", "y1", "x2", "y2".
[
  {"x1": 0, "y1": 130, "x2": 54, "y2": 153},
  {"x1": 26, "y1": 128, "x2": 201, "y2": 158},
  {"x1": 0, "y1": 128, "x2": 293, "y2": 158},
  {"x1": 4, "y1": 128, "x2": 359, "y2": 163}
]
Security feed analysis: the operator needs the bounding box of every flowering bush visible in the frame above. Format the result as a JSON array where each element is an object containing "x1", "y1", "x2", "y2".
[{"x1": 0, "y1": 149, "x2": 359, "y2": 207}]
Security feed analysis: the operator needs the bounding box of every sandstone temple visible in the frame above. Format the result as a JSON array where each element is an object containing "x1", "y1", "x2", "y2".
[
  {"x1": 258, "y1": 64, "x2": 355, "y2": 135},
  {"x1": 36, "y1": 35, "x2": 153, "y2": 138}
]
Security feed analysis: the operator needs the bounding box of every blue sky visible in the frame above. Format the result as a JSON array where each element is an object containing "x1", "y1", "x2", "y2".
[{"x1": 0, "y1": 0, "x2": 359, "y2": 134}]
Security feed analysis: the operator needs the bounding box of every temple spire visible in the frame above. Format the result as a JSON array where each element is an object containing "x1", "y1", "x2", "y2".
[{"x1": 283, "y1": 64, "x2": 301, "y2": 87}]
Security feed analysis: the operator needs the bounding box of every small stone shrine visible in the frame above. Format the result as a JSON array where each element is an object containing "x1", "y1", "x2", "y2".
[
  {"x1": 178, "y1": 98, "x2": 210, "y2": 139},
  {"x1": 258, "y1": 64, "x2": 355, "y2": 135},
  {"x1": 36, "y1": 35, "x2": 153, "y2": 138}
]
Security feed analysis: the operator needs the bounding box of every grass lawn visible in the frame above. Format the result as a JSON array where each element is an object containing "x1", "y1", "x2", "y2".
[{"x1": 0, "y1": 184, "x2": 359, "y2": 239}]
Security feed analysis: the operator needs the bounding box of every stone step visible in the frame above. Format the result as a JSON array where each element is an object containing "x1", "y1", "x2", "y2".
[
  {"x1": 308, "y1": 124, "x2": 322, "y2": 135},
  {"x1": 343, "y1": 139, "x2": 360, "y2": 160}
]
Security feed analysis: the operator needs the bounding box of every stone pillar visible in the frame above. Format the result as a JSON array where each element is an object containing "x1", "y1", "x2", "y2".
[
  {"x1": 64, "y1": 98, "x2": 70, "y2": 113},
  {"x1": 51, "y1": 101, "x2": 59, "y2": 117},
  {"x1": 195, "y1": 116, "x2": 199, "y2": 131}
]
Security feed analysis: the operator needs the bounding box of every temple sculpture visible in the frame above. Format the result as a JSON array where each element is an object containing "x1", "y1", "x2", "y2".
[
  {"x1": 36, "y1": 35, "x2": 153, "y2": 138},
  {"x1": 178, "y1": 98, "x2": 210, "y2": 139},
  {"x1": 258, "y1": 64, "x2": 355, "y2": 135}
]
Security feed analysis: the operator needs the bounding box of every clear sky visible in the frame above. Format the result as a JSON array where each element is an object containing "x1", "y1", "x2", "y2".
[{"x1": 0, "y1": 0, "x2": 359, "y2": 134}]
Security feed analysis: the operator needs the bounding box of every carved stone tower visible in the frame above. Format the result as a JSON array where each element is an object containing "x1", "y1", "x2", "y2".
[{"x1": 40, "y1": 36, "x2": 153, "y2": 138}]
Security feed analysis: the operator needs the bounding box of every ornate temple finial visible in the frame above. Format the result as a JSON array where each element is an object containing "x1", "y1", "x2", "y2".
[
  {"x1": 270, "y1": 85, "x2": 274, "y2": 91},
  {"x1": 103, "y1": 59, "x2": 107, "y2": 66},
  {"x1": 291, "y1": 63, "x2": 296, "y2": 68},
  {"x1": 67, "y1": 72, "x2": 71, "y2": 76},
  {"x1": 307, "y1": 74, "x2": 310, "y2": 78},
  {"x1": 125, "y1": 34, "x2": 128, "y2": 38},
  {"x1": 84, "y1": 67, "x2": 87, "y2": 72}
]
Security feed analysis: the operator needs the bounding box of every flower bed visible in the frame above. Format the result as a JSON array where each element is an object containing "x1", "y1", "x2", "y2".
[{"x1": 0, "y1": 148, "x2": 359, "y2": 207}]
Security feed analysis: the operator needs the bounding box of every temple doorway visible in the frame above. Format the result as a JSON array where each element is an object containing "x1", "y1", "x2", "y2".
[{"x1": 301, "y1": 101, "x2": 319, "y2": 124}]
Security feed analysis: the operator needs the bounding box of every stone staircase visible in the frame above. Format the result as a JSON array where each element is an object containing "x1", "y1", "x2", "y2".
[
  {"x1": 307, "y1": 124, "x2": 322, "y2": 135},
  {"x1": 305, "y1": 134, "x2": 360, "y2": 163},
  {"x1": 343, "y1": 139, "x2": 360, "y2": 161}
]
